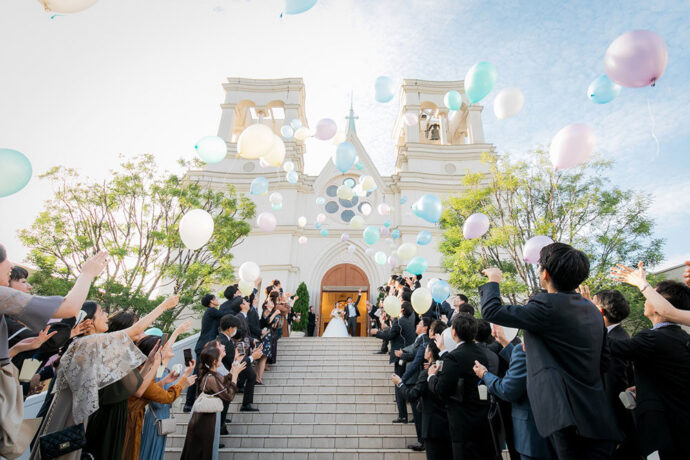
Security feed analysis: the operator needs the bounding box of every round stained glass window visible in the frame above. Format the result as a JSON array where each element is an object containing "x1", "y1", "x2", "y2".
[
  {"x1": 325, "y1": 201, "x2": 339, "y2": 214},
  {"x1": 341, "y1": 210, "x2": 355, "y2": 222},
  {"x1": 339, "y1": 195, "x2": 359, "y2": 208},
  {"x1": 326, "y1": 185, "x2": 338, "y2": 197}
]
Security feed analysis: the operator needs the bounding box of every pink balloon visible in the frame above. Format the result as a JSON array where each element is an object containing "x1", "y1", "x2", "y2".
[
  {"x1": 462, "y1": 213, "x2": 490, "y2": 239},
  {"x1": 314, "y1": 118, "x2": 337, "y2": 141},
  {"x1": 298, "y1": 236, "x2": 308, "y2": 245},
  {"x1": 523, "y1": 235, "x2": 554, "y2": 264},
  {"x1": 387, "y1": 254, "x2": 399, "y2": 266},
  {"x1": 549, "y1": 124, "x2": 595, "y2": 170},
  {"x1": 604, "y1": 30, "x2": 668, "y2": 88},
  {"x1": 256, "y1": 212, "x2": 277, "y2": 232},
  {"x1": 317, "y1": 213, "x2": 326, "y2": 224},
  {"x1": 380, "y1": 227, "x2": 390, "y2": 237},
  {"x1": 340, "y1": 233, "x2": 350, "y2": 242},
  {"x1": 378, "y1": 203, "x2": 391, "y2": 216}
]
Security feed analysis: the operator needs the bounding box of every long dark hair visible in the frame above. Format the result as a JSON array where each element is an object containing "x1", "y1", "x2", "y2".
[
  {"x1": 108, "y1": 311, "x2": 138, "y2": 332},
  {"x1": 0, "y1": 244, "x2": 6, "y2": 263},
  {"x1": 197, "y1": 342, "x2": 222, "y2": 386}
]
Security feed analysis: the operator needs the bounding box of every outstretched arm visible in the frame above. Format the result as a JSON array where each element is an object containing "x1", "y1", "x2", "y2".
[
  {"x1": 123, "y1": 295, "x2": 179, "y2": 340},
  {"x1": 54, "y1": 251, "x2": 108, "y2": 318}
]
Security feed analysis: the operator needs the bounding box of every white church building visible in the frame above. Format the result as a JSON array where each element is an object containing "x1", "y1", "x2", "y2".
[{"x1": 188, "y1": 77, "x2": 493, "y2": 336}]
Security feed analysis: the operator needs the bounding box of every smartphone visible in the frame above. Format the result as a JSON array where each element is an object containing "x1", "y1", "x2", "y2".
[
  {"x1": 183, "y1": 348, "x2": 193, "y2": 366},
  {"x1": 237, "y1": 342, "x2": 246, "y2": 356},
  {"x1": 437, "y1": 360, "x2": 444, "y2": 372},
  {"x1": 160, "y1": 333, "x2": 169, "y2": 349},
  {"x1": 75, "y1": 310, "x2": 88, "y2": 326}
]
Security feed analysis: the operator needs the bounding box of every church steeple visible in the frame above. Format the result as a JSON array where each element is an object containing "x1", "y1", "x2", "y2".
[{"x1": 345, "y1": 94, "x2": 358, "y2": 134}]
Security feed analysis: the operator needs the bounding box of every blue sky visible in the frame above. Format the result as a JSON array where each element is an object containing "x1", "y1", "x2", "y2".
[{"x1": 0, "y1": 0, "x2": 688, "y2": 268}]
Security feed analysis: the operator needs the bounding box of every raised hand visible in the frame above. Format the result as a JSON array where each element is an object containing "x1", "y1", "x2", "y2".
[
  {"x1": 183, "y1": 360, "x2": 196, "y2": 376},
  {"x1": 491, "y1": 324, "x2": 509, "y2": 347},
  {"x1": 577, "y1": 284, "x2": 592, "y2": 301},
  {"x1": 683, "y1": 261, "x2": 690, "y2": 287},
  {"x1": 251, "y1": 345, "x2": 263, "y2": 361},
  {"x1": 482, "y1": 268, "x2": 503, "y2": 283},
  {"x1": 611, "y1": 262, "x2": 649, "y2": 290},
  {"x1": 160, "y1": 295, "x2": 180, "y2": 311},
  {"x1": 81, "y1": 251, "x2": 109, "y2": 278}
]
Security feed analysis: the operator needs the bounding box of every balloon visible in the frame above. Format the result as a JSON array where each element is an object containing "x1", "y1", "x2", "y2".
[
  {"x1": 549, "y1": 124, "x2": 596, "y2": 170},
  {"x1": 262, "y1": 135, "x2": 286, "y2": 167},
  {"x1": 250, "y1": 177, "x2": 269, "y2": 195},
  {"x1": 365, "y1": 248, "x2": 375, "y2": 257},
  {"x1": 464, "y1": 61, "x2": 498, "y2": 103},
  {"x1": 350, "y1": 216, "x2": 365, "y2": 229},
  {"x1": 194, "y1": 136, "x2": 226, "y2": 164},
  {"x1": 427, "y1": 278, "x2": 440, "y2": 289},
  {"x1": 587, "y1": 75, "x2": 621, "y2": 104},
  {"x1": 283, "y1": 160, "x2": 295, "y2": 172},
  {"x1": 317, "y1": 213, "x2": 326, "y2": 224},
  {"x1": 298, "y1": 236, "x2": 308, "y2": 245},
  {"x1": 362, "y1": 226, "x2": 380, "y2": 245},
  {"x1": 463, "y1": 213, "x2": 490, "y2": 239},
  {"x1": 256, "y1": 212, "x2": 277, "y2": 232},
  {"x1": 316, "y1": 196, "x2": 325, "y2": 206},
  {"x1": 340, "y1": 233, "x2": 350, "y2": 242},
  {"x1": 416, "y1": 230, "x2": 432, "y2": 246},
  {"x1": 377, "y1": 203, "x2": 391, "y2": 216},
  {"x1": 387, "y1": 254, "x2": 398, "y2": 266},
  {"x1": 269, "y1": 192, "x2": 283, "y2": 205},
  {"x1": 280, "y1": 125, "x2": 294, "y2": 139},
  {"x1": 238, "y1": 124, "x2": 275, "y2": 159},
  {"x1": 271, "y1": 202, "x2": 282, "y2": 211},
  {"x1": 411, "y1": 288, "x2": 432, "y2": 315},
  {"x1": 290, "y1": 118, "x2": 302, "y2": 130},
  {"x1": 374, "y1": 76, "x2": 395, "y2": 103},
  {"x1": 383, "y1": 220, "x2": 391, "y2": 228},
  {"x1": 259, "y1": 157, "x2": 270, "y2": 168},
  {"x1": 400, "y1": 195, "x2": 407, "y2": 205},
  {"x1": 375, "y1": 251, "x2": 387, "y2": 265},
  {"x1": 604, "y1": 30, "x2": 668, "y2": 88},
  {"x1": 0, "y1": 148, "x2": 32, "y2": 197},
  {"x1": 347, "y1": 244, "x2": 356, "y2": 254},
  {"x1": 238, "y1": 279, "x2": 254, "y2": 296},
  {"x1": 294, "y1": 127, "x2": 310, "y2": 140},
  {"x1": 406, "y1": 256, "x2": 429, "y2": 275},
  {"x1": 492, "y1": 324, "x2": 519, "y2": 343},
  {"x1": 320, "y1": 228, "x2": 329, "y2": 237},
  {"x1": 391, "y1": 229, "x2": 401, "y2": 239},
  {"x1": 355, "y1": 162, "x2": 364, "y2": 170},
  {"x1": 286, "y1": 170, "x2": 298, "y2": 184},
  {"x1": 332, "y1": 142, "x2": 357, "y2": 174},
  {"x1": 284, "y1": 0, "x2": 317, "y2": 15},
  {"x1": 444, "y1": 90, "x2": 463, "y2": 110},
  {"x1": 493, "y1": 87, "x2": 524, "y2": 119},
  {"x1": 360, "y1": 203, "x2": 372, "y2": 216},
  {"x1": 431, "y1": 280, "x2": 451, "y2": 303},
  {"x1": 403, "y1": 111, "x2": 418, "y2": 126},
  {"x1": 380, "y1": 227, "x2": 390, "y2": 237},
  {"x1": 297, "y1": 216, "x2": 307, "y2": 228},
  {"x1": 179, "y1": 209, "x2": 214, "y2": 250},
  {"x1": 383, "y1": 295, "x2": 401, "y2": 317},
  {"x1": 523, "y1": 235, "x2": 554, "y2": 264},
  {"x1": 39, "y1": 0, "x2": 98, "y2": 13},
  {"x1": 412, "y1": 194, "x2": 442, "y2": 223},
  {"x1": 314, "y1": 118, "x2": 337, "y2": 140},
  {"x1": 314, "y1": 222, "x2": 322, "y2": 229},
  {"x1": 337, "y1": 184, "x2": 355, "y2": 200},
  {"x1": 397, "y1": 243, "x2": 417, "y2": 261},
  {"x1": 239, "y1": 261, "x2": 261, "y2": 282},
  {"x1": 360, "y1": 175, "x2": 375, "y2": 192}
]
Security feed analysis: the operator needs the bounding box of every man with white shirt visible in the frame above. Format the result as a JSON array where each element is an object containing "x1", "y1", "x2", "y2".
[{"x1": 343, "y1": 290, "x2": 362, "y2": 337}]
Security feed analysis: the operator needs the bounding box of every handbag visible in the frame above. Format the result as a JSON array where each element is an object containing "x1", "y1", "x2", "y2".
[
  {"x1": 149, "y1": 406, "x2": 176, "y2": 436},
  {"x1": 191, "y1": 376, "x2": 225, "y2": 413},
  {"x1": 38, "y1": 423, "x2": 87, "y2": 459}
]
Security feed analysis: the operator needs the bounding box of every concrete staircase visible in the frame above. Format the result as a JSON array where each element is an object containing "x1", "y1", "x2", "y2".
[{"x1": 164, "y1": 337, "x2": 425, "y2": 459}]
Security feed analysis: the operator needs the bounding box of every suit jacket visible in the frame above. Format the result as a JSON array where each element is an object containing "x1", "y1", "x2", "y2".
[
  {"x1": 194, "y1": 302, "x2": 236, "y2": 353},
  {"x1": 478, "y1": 342, "x2": 500, "y2": 375},
  {"x1": 216, "y1": 332, "x2": 252, "y2": 371},
  {"x1": 219, "y1": 296, "x2": 243, "y2": 315},
  {"x1": 343, "y1": 295, "x2": 361, "y2": 321},
  {"x1": 604, "y1": 324, "x2": 636, "y2": 444},
  {"x1": 398, "y1": 313, "x2": 417, "y2": 348},
  {"x1": 482, "y1": 343, "x2": 552, "y2": 459},
  {"x1": 479, "y1": 281, "x2": 621, "y2": 441},
  {"x1": 401, "y1": 334, "x2": 430, "y2": 384},
  {"x1": 375, "y1": 318, "x2": 403, "y2": 363},
  {"x1": 609, "y1": 324, "x2": 690, "y2": 456},
  {"x1": 428, "y1": 342, "x2": 491, "y2": 444},
  {"x1": 307, "y1": 312, "x2": 316, "y2": 326},
  {"x1": 246, "y1": 307, "x2": 262, "y2": 340},
  {"x1": 399, "y1": 368, "x2": 450, "y2": 440}
]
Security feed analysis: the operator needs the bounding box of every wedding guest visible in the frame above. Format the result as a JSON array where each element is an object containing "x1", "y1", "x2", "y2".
[
  {"x1": 256, "y1": 299, "x2": 281, "y2": 384},
  {"x1": 475, "y1": 319, "x2": 500, "y2": 373},
  {"x1": 479, "y1": 243, "x2": 621, "y2": 459},
  {"x1": 371, "y1": 309, "x2": 407, "y2": 423},
  {"x1": 307, "y1": 306, "x2": 316, "y2": 337},
  {"x1": 9, "y1": 266, "x2": 31, "y2": 293}
]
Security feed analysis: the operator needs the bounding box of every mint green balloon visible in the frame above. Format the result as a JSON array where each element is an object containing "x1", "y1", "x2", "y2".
[
  {"x1": 444, "y1": 90, "x2": 462, "y2": 110},
  {"x1": 464, "y1": 62, "x2": 497, "y2": 103},
  {"x1": 0, "y1": 148, "x2": 32, "y2": 197}
]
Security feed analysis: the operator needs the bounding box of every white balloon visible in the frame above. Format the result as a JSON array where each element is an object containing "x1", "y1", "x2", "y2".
[
  {"x1": 179, "y1": 209, "x2": 214, "y2": 250},
  {"x1": 377, "y1": 203, "x2": 391, "y2": 216},
  {"x1": 350, "y1": 216, "x2": 365, "y2": 229},
  {"x1": 317, "y1": 213, "x2": 326, "y2": 224},
  {"x1": 396, "y1": 243, "x2": 417, "y2": 261},
  {"x1": 427, "y1": 277, "x2": 440, "y2": 289},
  {"x1": 294, "y1": 127, "x2": 310, "y2": 140},
  {"x1": 337, "y1": 185, "x2": 355, "y2": 200},
  {"x1": 347, "y1": 244, "x2": 356, "y2": 254},
  {"x1": 298, "y1": 236, "x2": 308, "y2": 245},
  {"x1": 492, "y1": 324, "x2": 519, "y2": 342},
  {"x1": 283, "y1": 161, "x2": 295, "y2": 172},
  {"x1": 238, "y1": 124, "x2": 275, "y2": 160},
  {"x1": 39, "y1": 0, "x2": 98, "y2": 13},
  {"x1": 238, "y1": 279, "x2": 254, "y2": 296},
  {"x1": 238, "y1": 261, "x2": 260, "y2": 282},
  {"x1": 365, "y1": 248, "x2": 375, "y2": 257},
  {"x1": 261, "y1": 135, "x2": 286, "y2": 167},
  {"x1": 256, "y1": 212, "x2": 277, "y2": 232},
  {"x1": 269, "y1": 192, "x2": 283, "y2": 205},
  {"x1": 297, "y1": 216, "x2": 307, "y2": 228},
  {"x1": 361, "y1": 203, "x2": 372, "y2": 216},
  {"x1": 493, "y1": 87, "x2": 524, "y2": 120}
]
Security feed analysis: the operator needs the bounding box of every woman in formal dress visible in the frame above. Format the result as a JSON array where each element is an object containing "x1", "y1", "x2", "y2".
[
  {"x1": 256, "y1": 299, "x2": 281, "y2": 384},
  {"x1": 322, "y1": 302, "x2": 349, "y2": 337},
  {"x1": 180, "y1": 343, "x2": 245, "y2": 460}
]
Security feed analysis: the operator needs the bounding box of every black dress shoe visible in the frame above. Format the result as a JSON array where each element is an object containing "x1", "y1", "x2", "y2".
[
  {"x1": 408, "y1": 442, "x2": 425, "y2": 451},
  {"x1": 218, "y1": 444, "x2": 225, "y2": 448},
  {"x1": 220, "y1": 425, "x2": 229, "y2": 435},
  {"x1": 374, "y1": 350, "x2": 387, "y2": 354},
  {"x1": 182, "y1": 404, "x2": 192, "y2": 413},
  {"x1": 392, "y1": 417, "x2": 408, "y2": 423},
  {"x1": 240, "y1": 404, "x2": 259, "y2": 412}
]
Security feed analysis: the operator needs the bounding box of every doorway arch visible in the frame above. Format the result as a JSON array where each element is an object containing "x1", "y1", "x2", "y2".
[{"x1": 319, "y1": 263, "x2": 369, "y2": 336}]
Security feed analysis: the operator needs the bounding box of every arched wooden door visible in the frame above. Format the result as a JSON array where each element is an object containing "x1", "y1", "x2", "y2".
[{"x1": 319, "y1": 264, "x2": 369, "y2": 336}]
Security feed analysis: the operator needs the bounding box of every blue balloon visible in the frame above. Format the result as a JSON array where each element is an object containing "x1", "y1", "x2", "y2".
[
  {"x1": 374, "y1": 76, "x2": 395, "y2": 103},
  {"x1": 194, "y1": 136, "x2": 227, "y2": 164},
  {"x1": 400, "y1": 195, "x2": 407, "y2": 205},
  {"x1": 355, "y1": 162, "x2": 364, "y2": 170},
  {"x1": 431, "y1": 280, "x2": 450, "y2": 303},
  {"x1": 272, "y1": 202, "x2": 282, "y2": 211},
  {"x1": 391, "y1": 229, "x2": 401, "y2": 239},
  {"x1": 465, "y1": 62, "x2": 497, "y2": 103},
  {"x1": 412, "y1": 194, "x2": 443, "y2": 223},
  {"x1": 444, "y1": 90, "x2": 463, "y2": 110},
  {"x1": 588, "y1": 75, "x2": 621, "y2": 104},
  {"x1": 0, "y1": 149, "x2": 31, "y2": 197},
  {"x1": 332, "y1": 142, "x2": 357, "y2": 174},
  {"x1": 316, "y1": 196, "x2": 325, "y2": 206},
  {"x1": 314, "y1": 222, "x2": 322, "y2": 229},
  {"x1": 406, "y1": 256, "x2": 429, "y2": 275},
  {"x1": 286, "y1": 170, "x2": 298, "y2": 184},
  {"x1": 144, "y1": 327, "x2": 163, "y2": 337},
  {"x1": 280, "y1": 125, "x2": 294, "y2": 139},
  {"x1": 416, "y1": 230, "x2": 432, "y2": 246},
  {"x1": 320, "y1": 228, "x2": 329, "y2": 237},
  {"x1": 290, "y1": 118, "x2": 302, "y2": 130},
  {"x1": 384, "y1": 220, "x2": 391, "y2": 228},
  {"x1": 284, "y1": 0, "x2": 317, "y2": 15},
  {"x1": 250, "y1": 176, "x2": 269, "y2": 195},
  {"x1": 362, "y1": 226, "x2": 380, "y2": 245}
]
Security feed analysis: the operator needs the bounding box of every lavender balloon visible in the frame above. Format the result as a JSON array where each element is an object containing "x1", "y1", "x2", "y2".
[
  {"x1": 387, "y1": 255, "x2": 399, "y2": 266},
  {"x1": 314, "y1": 118, "x2": 337, "y2": 140},
  {"x1": 523, "y1": 235, "x2": 554, "y2": 264},
  {"x1": 340, "y1": 233, "x2": 350, "y2": 242},
  {"x1": 604, "y1": 30, "x2": 668, "y2": 88},
  {"x1": 549, "y1": 124, "x2": 596, "y2": 170},
  {"x1": 462, "y1": 213, "x2": 490, "y2": 239}
]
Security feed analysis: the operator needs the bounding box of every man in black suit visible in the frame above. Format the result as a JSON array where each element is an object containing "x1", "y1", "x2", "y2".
[
  {"x1": 475, "y1": 319, "x2": 500, "y2": 373},
  {"x1": 428, "y1": 314, "x2": 494, "y2": 459},
  {"x1": 479, "y1": 243, "x2": 622, "y2": 459},
  {"x1": 307, "y1": 306, "x2": 316, "y2": 337},
  {"x1": 608, "y1": 280, "x2": 690, "y2": 459},
  {"x1": 220, "y1": 284, "x2": 243, "y2": 314},
  {"x1": 372, "y1": 310, "x2": 407, "y2": 423},
  {"x1": 343, "y1": 290, "x2": 362, "y2": 337}
]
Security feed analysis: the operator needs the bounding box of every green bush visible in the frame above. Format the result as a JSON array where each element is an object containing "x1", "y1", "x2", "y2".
[{"x1": 292, "y1": 282, "x2": 310, "y2": 332}]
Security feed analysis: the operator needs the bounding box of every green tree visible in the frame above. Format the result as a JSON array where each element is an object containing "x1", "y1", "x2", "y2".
[
  {"x1": 439, "y1": 150, "x2": 663, "y2": 333},
  {"x1": 19, "y1": 154, "x2": 255, "y2": 331},
  {"x1": 292, "y1": 282, "x2": 310, "y2": 332}
]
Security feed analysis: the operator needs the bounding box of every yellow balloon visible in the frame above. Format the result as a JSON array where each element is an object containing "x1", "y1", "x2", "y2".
[
  {"x1": 337, "y1": 184, "x2": 354, "y2": 200},
  {"x1": 261, "y1": 135, "x2": 286, "y2": 167},
  {"x1": 411, "y1": 287, "x2": 432, "y2": 315},
  {"x1": 294, "y1": 127, "x2": 310, "y2": 141},
  {"x1": 350, "y1": 216, "x2": 365, "y2": 229},
  {"x1": 360, "y1": 175, "x2": 375, "y2": 192},
  {"x1": 238, "y1": 124, "x2": 275, "y2": 160},
  {"x1": 396, "y1": 243, "x2": 417, "y2": 262},
  {"x1": 383, "y1": 295, "x2": 401, "y2": 318}
]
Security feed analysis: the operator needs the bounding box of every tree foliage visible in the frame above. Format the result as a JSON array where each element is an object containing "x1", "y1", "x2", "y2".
[
  {"x1": 19, "y1": 154, "x2": 255, "y2": 331},
  {"x1": 292, "y1": 282, "x2": 310, "y2": 332},
  {"x1": 439, "y1": 150, "x2": 663, "y2": 333}
]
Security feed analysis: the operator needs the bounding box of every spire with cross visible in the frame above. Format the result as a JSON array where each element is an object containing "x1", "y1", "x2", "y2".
[{"x1": 345, "y1": 93, "x2": 358, "y2": 134}]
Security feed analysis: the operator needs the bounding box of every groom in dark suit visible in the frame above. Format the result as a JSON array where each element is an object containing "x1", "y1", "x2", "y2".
[{"x1": 343, "y1": 290, "x2": 362, "y2": 337}]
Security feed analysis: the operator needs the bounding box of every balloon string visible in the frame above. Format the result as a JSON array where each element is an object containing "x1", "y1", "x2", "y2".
[{"x1": 646, "y1": 94, "x2": 660, "y2": 158}]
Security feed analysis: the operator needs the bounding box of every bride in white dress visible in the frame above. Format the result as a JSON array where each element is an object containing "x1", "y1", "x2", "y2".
[{"x1": 322, "y1": 302, "x2": 350, "y2": 337}]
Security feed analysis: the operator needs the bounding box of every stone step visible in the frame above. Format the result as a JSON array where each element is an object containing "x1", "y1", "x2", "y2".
[
  {"x1": 260, "y1": 371, "x2": 394, "y2": 378},
  {"x1": 218, "y1": 402, "x2": 400, "y2": 413},
  {"x1": 257, "y1": 378, "x2": 394, "y2": 386},
  {"x1": 164, "y1": 447, "x2": 426, "y2": 460},
  {"x1": 166, "y1": 434, "x2": 419, "y2": 449},
  {"x1": 253, "y1": 385, "x2": 396, "y2": 395},
  {"x1": 171, "y1": 410, "x2": 403, "y2": 424},
  {"x1": 211, "y1": 393, "x2": 395, "y2": 404},
  {"x1": 172, "y1": 422, "x2": 417, "y2": 436}
]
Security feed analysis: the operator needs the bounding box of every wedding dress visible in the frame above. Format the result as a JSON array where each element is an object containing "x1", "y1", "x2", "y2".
[{"x1": 322, "y1": 307, "x2": 349, "y2": 337}]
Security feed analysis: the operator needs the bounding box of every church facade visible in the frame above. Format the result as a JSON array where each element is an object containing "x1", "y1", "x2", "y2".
[{"x1": 188, "y1": 78, "x2": 494, "y2": 335}]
